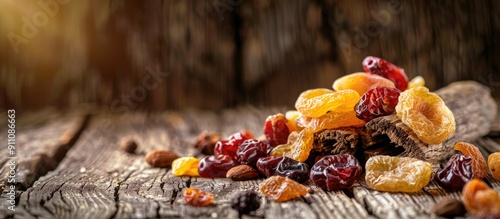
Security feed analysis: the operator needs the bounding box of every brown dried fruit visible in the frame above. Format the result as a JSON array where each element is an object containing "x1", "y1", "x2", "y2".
[
  {"x1": 194, "y1": 131, "x2": 222, "y2": 155},
  {"x1": 145, "y1": 149, "x2": 179, "y2": 167},
  {"x1": 120, "y1": 137, "x2": 138, "y2": 154},
  {"x1": 226, "y1": 165, "x2": 259, "y2": 181},
  {"x1": 431, "y1": 198, "x2": 466, "y2": 218}
]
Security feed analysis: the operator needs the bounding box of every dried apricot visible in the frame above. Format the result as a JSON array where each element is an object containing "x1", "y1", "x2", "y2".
[
  {"x1": 454, "y1": 142, "x2": 488, "y2": 179},
  {"x1": 295, "y1": 89, "x2": 360, "y2": 118},
  {"x1": 395, "y1": 87, "x2": 455, "y2": 144},
  {"x1": 408, "y1": 76, "x2": 425, "y2": 89},
  {"x1": 183, "y1": 188, "x2": 214, "y2": 206},
  {"x1": 462, "y1": 179, "x2": 500, "y2": 216},
  {"x1": 365, "y1": 155, "x2": 432, "y2": 193},
  {"x1": 259, "y1": 176, "x2": 308, "y2": 202},
  {"x1": 172, "y1": 157, "x2": 200, "y2": 177},
  {"x1": 332, "y1": 72, "x2": 396, "y2": 95},
  {"x1": 488, "y1": 152, "x2": 500, "y2": 181}
]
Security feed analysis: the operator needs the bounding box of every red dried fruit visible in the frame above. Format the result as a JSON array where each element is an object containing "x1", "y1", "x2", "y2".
[
  {"x1": 256, "y1": 156, "x2": 310, "y2": 183},
  {"x1": 214, "y1": 132, "x2": 251, "y2": 159},
  {"x1": 309, "y1": 154, "x2": 362, "y2": 191},
  {"x1": 435, "y1": 154, "x2": 473, "y2": 191},
  {"x1": 183, "y1": 188, "x2": 214, "y2": 206},
  {"x1": 264, "y1": 113, "x2": 290, "y2": 147},
  {"x1": 454, "y1": 142, "x2": 488, "y2": 179},
  {"x1": 198, "y1": 154, "x2": 239, "y2": 178},
  {"x1": 236, "y1": 139, "x2": 268, "y2": 168},
  {"x1": 354, "y1": 87, "x2": 401, "y2": 122},
  {"x1": 363, "y1": 56, "x2": 409, "y2": 91}
]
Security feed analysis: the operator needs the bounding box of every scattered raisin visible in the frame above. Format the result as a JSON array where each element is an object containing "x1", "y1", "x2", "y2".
[
  {"x1": 198, "y1": 154, "x2": 239, "y2": 178},
  {"x1": 259, "y1": 176, "x2": 308, "y2": 202},
  {"x1": 236, "y1": 139, "x2": 268, "y2": 168},
  {"x1": 462, "y1": 179, "x2": 500, "y2": 216},
  {"x1": 172, "y1": 157, "x2": 200, "y2": 177},
  {"x1": 488, "y1": 152, "x2": 500, "y2": 181},
  {"x1": 214, "y1": 132, "x2": 251, "y2": 159},
  {"x1": 309, "y1": 154, "x2": 362, "y2": 191},
  {"x1": 454, "y1": 142, "x2": 488, "y2": 179},
  {"x1": 231, "y1": 190, "x2": 261, "y2": 216},
  {"x1": 183, "y1": 188, "x2": 214, "y2": 206},
  {"x1": 256, "y1": 156, "x2": 310, "y2": 183},
  {"x1": 435, "y1": 154, "x2": 473, "y2": 191},
  {"x1": 263, "y1": 113, "x2": 290, "y2": 147}
]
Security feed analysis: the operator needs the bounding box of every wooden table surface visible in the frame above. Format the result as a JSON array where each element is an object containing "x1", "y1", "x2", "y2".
[{"x1": 1, "y1": 107, "x2": 500, "y2": 219}]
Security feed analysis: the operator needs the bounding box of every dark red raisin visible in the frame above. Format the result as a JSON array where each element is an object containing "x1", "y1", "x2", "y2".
[
  {"x1": 198, "y1": 154, "x2": 239, "y2": 178},
  {"x1": 214, "y1": 132, "x2": 251, "y2": 159},
  {"x1": 310, "y1": 154, "x2": 362, "y2": 191},
  {"x1": 435, "y1": 154, "x2": 473, "y2": 191},
  {"x1": 263, "y1": 113, "x2": 290, "y2": 147},
  {"x1": 354, "y1": 87, "x2": 401, "y2": 122},
  {"x1": 362, "y1": 56, "x2": 408, "y2": 91},
  {"x1": 256, "y1": 156, "x2": 310, "y2": 183},
  {"x1": 236, "y1": 139, "x2": 268, "y2": 168},
  {"x1": 231, "y1": 190, "x2": 261, "y2": 216}
]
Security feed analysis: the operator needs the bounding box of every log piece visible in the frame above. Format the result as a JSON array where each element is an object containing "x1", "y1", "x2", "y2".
[{"x1": 313, "y1": 81, "x2": 497, "y2": 163}]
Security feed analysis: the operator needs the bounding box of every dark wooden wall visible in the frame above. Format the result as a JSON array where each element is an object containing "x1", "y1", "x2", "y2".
[{"x1": 1, "y1": 0, "x2": 499, "y2": 111}]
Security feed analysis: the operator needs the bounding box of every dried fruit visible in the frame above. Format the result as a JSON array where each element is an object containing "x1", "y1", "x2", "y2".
[
  {"x1": 236, "y1": 139, "x2": 268, "y2": 167},
  {"x1": 264, "y1": 113, "x2": 290, "y2": 147},
  {"x1": 256, "y1": 156, "x2": 310, "y2": 183},
  {"x1": 231, "y1": 190, "x2": 261, "y2": 215},
  {"x1": 194, "y1": 131, "x2": 222, "y2": 155},
  {"x1": 309, "y1": 154, "x2": 362, "y2": 191},
  {"x1": 269, "y1": 143, "x2": 293, "y2": 157},
  {"x1": 198, "y1": 154, "x2": 239, "y2": 178},
  {"x1": 295, "y1": 89, "x2": 361, "y2": 118},
  {"x1": 365, "y1": 155, "x2": 432, "y2": 193},
  {"x1": 214, "y1": 132, "x2": 251, "y2": 159},
  {"x1": 172, "y1": 157, "x2": 200, "y2": 177},
  {"x1": 120, "y1": 137, "x2": 138, "y2": 154},
  {"x1": 269, "y1": 129, "x2": 314, "y2": 162},
  {"x1": 332, "y1": 72, "x2": 396, "y2": 95},
  {"x1": 454, "y1": 142, "x2": 488, "y2": 179},
  {"x1": 183, "y1": 188, "x2": 214, "y2": 206},
  {"x1": 462, "y1": 179, "x2": 500, "y2": 216},
  {"x1": 362, "y1": 56, "x2": 409, "y2": 91},
  {"x1": 285, "y1": 110, "x2": 302, "y2": 132},
  {"x1": 488, "y1": 152, "x2": 500, "y2": 181},
  {"x1": 354, "y1": 87, "x2": 401, "y2": 122},
  {"x1": 145, "y1": 149, "x2": 180, "y2": 168},
  {"x1": 431, "y1": 198, "x2": 466, "y2": 218},
  {"x1": 305, "y1": 110, "x2": 366, "y2": 132},
  {"x1": 408, "y1": 76, "x2": 425, "y2": 89},
  {"x1": 395, "y1": 87, "x2": 455, "y2": 144},
  {"x1": 226, "y1": 165, "x2": 259, "y2": 181},
  {"x1": 259, "y1": 176, "x2": 308, "y2": 202},
  {"x1": 435, "y1": 154, "x2": 473, "y2": 191}
]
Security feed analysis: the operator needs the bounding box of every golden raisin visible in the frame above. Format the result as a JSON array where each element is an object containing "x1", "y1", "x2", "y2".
[
  {"x1": 488, "y1": 152, "x2": 500, "y2": 181},
  {"x1": 270, "y1": 129, "x2": 314, "y2": 162},
  {"x1": 183, "y1": 188, "x2": 214, "y2": 206},
  {"x1": 408, "y1": 76, "x2": 425, "y2": 89},
  {"x1": 462, "y1": 179, "x2": 500, "y2": 216},
  {"x1": 285, "y1": 110, "x2": 303, "y2": 132},
  {"x1": 454, "y1": 142, "x2": 488, "y2": 179},
  {"x1": 332, "y1": 72, "x2": 396, "y2": 95},
  {"x1": 259, "y1": 176, "x2": 308, "y2": 202},
  {"x1": 365, "y1": 156, "x2": 433, "y2": 193},
  {"x1": 304, "y1": 110, "x2": 366, "y2": 132},
  {"x1": 395, "y1": 87, "x2": 455, "y2": 144},
  {"x1": 295, "y1": 89, "x2": 360, "y2": 118},
  {"x1": 172, "y1": 157, "x2": 200, "y2": 177}
]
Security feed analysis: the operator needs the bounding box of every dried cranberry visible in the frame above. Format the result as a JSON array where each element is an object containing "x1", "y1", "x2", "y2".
[
  {"x1": 256, "y1": 156, "x2": 310, "y2": 183},
  {"x1": 362, "y1": 56, "x2": 408, "y2": 91},
  {"x1": 436, "y1": 154, "x2": 473, "y2": 191},
  {"x1": 310, "y1": 154, "x2": 362, "y2": 191},
  {"x1": 198, "y1": 154, "x2": 239, "y2": 178},
  {"x1": 354, "y1": 87, "x2": 401, "y2": 122},
  {"x1": 214, "y1": 132, "x2": 251, "y2": 159},
  {"x1": 263, "y1": 113, "x2": 290, "y2": 147},
  {"x1": 236, "y1": 139, "x2": 268, "y2": 168}
]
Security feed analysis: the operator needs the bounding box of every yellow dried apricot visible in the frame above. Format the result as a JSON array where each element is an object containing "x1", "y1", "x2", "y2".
[
  {"x1": 454, "y1": 142, "x2": 488, "y2": 179},
  {"x1": 408, "y1": 76, "x2": 425, "y2": 89},
  {"x1": 172, "y1": 157, "x2": 200, "y2": 177},
  {"x1": 295, "y1": 89, "x2": 360, "y2": 118},
  {"x1": 462, "y1": 179, "x2": 500, "y2": 216},
  {"x1": 395, "y1": 87, "x2": 455, "y2": 144},
  {"x1": 332, "y1": 72, "x2": 396, "y2": 95},
  {"x1": 260, "y1": 176, "x2": 308, "y2": 202},
  {"x1": 488, "y1": 152, "x2": 500, "y2": 180}
]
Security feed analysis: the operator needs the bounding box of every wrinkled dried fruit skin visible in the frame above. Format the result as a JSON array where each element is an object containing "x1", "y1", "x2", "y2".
[
  {"x1": 365, "y1": 155, "x2": 432, "y2": 193},
  {"x1": 454, "y1": 142, "x2": 488, "y2": 179},
  {"x1": 236, "y1": 139, "x2": 268, "y2": 167},
  {"x1": 435, "y1": 154, "x2": 473, "y2": 191},
  {"x1": 198, "y1": 154, "x2": 239, "y2": 178},
  {"x1": 396, "y1": 87, "x2": 456, "y2": 144},
  {"x1": 462, "y1": 179, "x2": 500, "y2": 216},
  {"x1": 269, "y1": 143, "x2": 292, "y2": 157},
  {"x1": 310, "y1": 154, "x2": 362, "y2": 191},
  {"x1": 231, "y1": 190, "x2": 261, "y2": 215},
  {"x1": 305, "y1": 111, "x2": 366, "y2": 132},
  {"x1": 172, "y1": 157, "x2": 200, "y2": 177},
  {"x1": 362, "y1": 56, "x2": 409, "y2": 91},
  {"x1": 183, "y1": 188, "x2": 214, "y2": 206},
  {"x1": 408, "y1": 76, "x2": 425, "y2": 89},
  {"x1": 264, "y1": 113, "x2": 290, "y2": 147},
  {"x1": 256, "y1": 156, "x2": 310, "y2": 183},
  {"x1": 214, "y1": 132, "x2": 251, "y2": 159},
  {"x1": 285, "y1": 110, "x2": 303, "y2": 132},
  {"x1": 488, "y1": 152, "x2": 500, "y2": 181},
  {"x1": 355, "y1": 87, "x2": 401, "y2": 122},
  {"x1": 295, "y1": 89, "x2": 361, "y2": 118},
  {"x1": 332, "y1": 72, "x2": 396, "y2": 95},
  {"x1": 275, "y1": 128, "x2": 314, "y2": 162},
  {"x1": 259, "y1": 176, "x2": 308, "y2": 202}
]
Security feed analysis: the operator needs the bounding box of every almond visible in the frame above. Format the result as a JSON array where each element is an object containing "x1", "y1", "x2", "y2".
[
  {"x1": 145, "y1": 149, "x2": 179, "y2": 167},
  {"x1": 226, "y1": 165, "x2": 259, "y2": 181}
]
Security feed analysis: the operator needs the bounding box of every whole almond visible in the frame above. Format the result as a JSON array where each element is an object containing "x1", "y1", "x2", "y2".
[
  {"x1": 431, "y1": 198, "x2": 466, "y2": 218},
  {"x1": 226, "y1": 165, "x2": 259, "y2": 181},
  {"x1": 145, "y1": 149, "x2": 179, "y2": 167}
]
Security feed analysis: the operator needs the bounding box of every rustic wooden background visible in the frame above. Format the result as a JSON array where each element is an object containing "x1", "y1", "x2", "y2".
[{"x1": 1, "y1": 0, "x2": 499, "y2": 111}]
